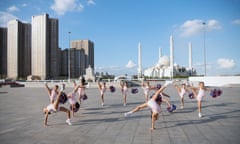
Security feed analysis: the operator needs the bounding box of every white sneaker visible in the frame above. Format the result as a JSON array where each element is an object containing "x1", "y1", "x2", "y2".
[
  {"x1": 124, "y1": 112, "x2": 131, "y2": 117},
  {"x1": 101, "y1": 103, "x2": 104, "y2": 106},
  {"x1": 66, "y1": 119, "x2": 72, "y2": 125},
  {"x1": 198, "y1": 113, "x2": 202, "y2": 118}
]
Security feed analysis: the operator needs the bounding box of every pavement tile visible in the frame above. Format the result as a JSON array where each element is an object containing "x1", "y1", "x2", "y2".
[{"x1": 0, "y1": 84, "x2": 240, "y2": 144}]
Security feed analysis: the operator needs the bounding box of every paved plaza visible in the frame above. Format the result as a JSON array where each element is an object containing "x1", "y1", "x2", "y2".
[{"x1": 0, "y1": 83, "x2": 240, "y2": 144}]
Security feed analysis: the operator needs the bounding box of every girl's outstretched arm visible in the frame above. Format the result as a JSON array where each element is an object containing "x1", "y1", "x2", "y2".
[
  {"x1": 72, "y1": 85, "x2": 79, "y2": 93},
  {"x1": 152, "y1": 81, "x2": 172, "y2": 100},
  {"x1": 161, "y1": 92, "x2": 170, "y2": 98},
  {"x1": 45, "y1": 83, "x2": 51, "y2": 97}
]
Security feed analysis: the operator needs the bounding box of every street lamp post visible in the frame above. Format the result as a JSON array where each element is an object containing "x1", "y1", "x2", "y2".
[
  {"x1": 68, "y1": 32, "x2": 71, "y2": 82},
  {"x1": 203, "y1": 22, "x2": 206, "y2": 76}
]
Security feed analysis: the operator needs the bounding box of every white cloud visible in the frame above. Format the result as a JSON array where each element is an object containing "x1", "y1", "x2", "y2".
[
  {"x1": 87, "y1": 0, "x2": 96, "y2": 5},
  {"x1": 0, "y1": 11, "x2": 18, "y2": 27},
  {"x1": 7, "y1": 5, "x2": 19, "y2": 12},
  {"x1": 207, "y1": 19, "x2": 221, "y2": 31},
  {"x1": 217, "y1": 58, "x2": 235, "y2": 69},
  {"x1": 22, "y1": 3, "x2": 27, "y2": 7},
  {"x1": 180, "y1": 19, "x2": 221, "y2": 37},
  {"x1": 126, "y1": 60, "x2": 136, "y2": 68},
  {"x1": 232, "y1": 19, "x2": 240, "y2": 25},
  {"x1": 51, "y1": 0, "x2": 84, "y2": 15}
]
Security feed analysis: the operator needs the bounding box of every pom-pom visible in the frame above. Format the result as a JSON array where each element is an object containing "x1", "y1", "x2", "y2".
[
  {"x1": 131, "y1": 88, "x2": 138, "y2": 94},
  {"x1": 109, "y1": 86, "x2": 116, "y2": 93},
  {"x1": 70, "y1": 102, "x2": 80, "y2": 112},
  {"x1": 156, "y1": 84, "x2": 161, "y2": 89},
  {"x1": 155, "y1": 95, "x2": 162, "y2": 102},
  {"x1": 210, "y1": 89, "x2": 218, "y2": 98},
  {"x1": 210, "y1": 88, "x2": 222, "y2": 98},
  {"x1": 59, "y1": 92, "x2": 68, "y2": 104},
  {"x1": 216, "y1": 89, "x2": 222, "y2": 96},
  {"x1": 188, "y1": 92, "x2": 194, "y2": 99},
  {"x1": 80, "y1": 94, "x2": 88, "y2": 100},
  {"x1": 167, "y1": 104, "x2": 176, "y2": 112}
]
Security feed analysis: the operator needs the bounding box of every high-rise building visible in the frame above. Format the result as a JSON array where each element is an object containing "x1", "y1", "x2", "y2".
[
  {"x1": 7, "y1": 19, "x2": 31, "y2": 79},
  {"x1": 31, "y1": 13, "x2": 59, "y2": 80},
  {"x1": 0, "y1": 27, "x2": 7, "y2": 78},
  {"x1": 60, "y1": 49, "x2": 68, "y2": 76},
  {"x1": 71, "y1": 40, "x2": 94, "y2": 78}
]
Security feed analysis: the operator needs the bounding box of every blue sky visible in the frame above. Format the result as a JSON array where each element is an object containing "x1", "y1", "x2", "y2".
[{"x1": 1, "y1": 0, "x2": 240, "y2": 76}]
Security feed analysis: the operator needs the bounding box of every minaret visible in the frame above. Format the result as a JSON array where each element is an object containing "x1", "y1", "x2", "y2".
[
  {"x1": 159, "y1": 47, "x2": 162, "y2": 59},
  {"x1": 188, "y1": 42, "x2": 192, "y2": 69},
  {"x1": 138, "y1": 42, "x2": 142, "y2": 79},
  {"x1": 170, "y1": 35, "x2": 174, "y2": 79}
]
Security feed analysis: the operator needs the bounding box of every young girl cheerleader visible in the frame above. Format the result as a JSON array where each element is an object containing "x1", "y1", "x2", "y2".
[
  {"x1": 67, "y1": 84, "x2": 82, "y2": 116},
  {"x1": 44, "y1": 83, "x2": 59, "y2": 104},
  {"x1": 73, "y1": 78, "x2": 87, "y2": 104},
  {"x1": 120, "y1": 80, "x2": 129, "y2": 106},
  {"x1": 173, "y1": 83, "x2": 189, "y2": 109},
  {"x1": 141, "y1": 81, "x2": 155, "y2": 102},
  {"x1": 97, "y1": 81, "x2": 107, "y2": 106},
  {"x1": 189, "y1": 81, "x2": 211, "y2": 118},
  {"x1": 124, "y1": 81, "x2": 173, "y2": 130},
  {"x1": 43, "y1": 90, "x2": 72, "y2": 126}
]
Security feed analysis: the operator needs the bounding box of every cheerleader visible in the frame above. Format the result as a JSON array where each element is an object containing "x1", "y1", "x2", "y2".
[
  {"x1": 124, "y1": 81, "x2": 172, "y2": 130},
  {"x1": 141, "y1": 81, "x2": 155, "y2": 102},
  {"x1": 173, "y1": 83, "x2": 189, "y2": 109},
  {"x1": 189, "y1": 82, "x2": 211, "y2": 118},
  {"x1": 44, "y1": 83, "x2": 59, "y2": 104},
  {"x1": 120, "y1": 80, "x2": 129, "y2": 106},
  {"x1": 67, "y1": 85, "x2": 81, "y2": 116},
  {"x1": 73, "y1": 78, "x2": 87, "y2": 104},
  {"x1": 43, "y1": 90, "x2": 72, "y2": 126},
  {"x1": 97, "y1": 81, "x2": 107, "y2": 106}
]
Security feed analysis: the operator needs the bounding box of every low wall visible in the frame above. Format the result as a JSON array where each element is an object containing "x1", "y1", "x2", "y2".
[
  {"x1": 19, "y1": 82, "x2": 118, "y2": 88},
  {"x1": 189, "y1": 76, "x2": 240, "y2": 87}
]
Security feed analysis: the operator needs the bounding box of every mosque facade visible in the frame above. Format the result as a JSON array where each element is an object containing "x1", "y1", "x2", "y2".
[
  {"x1": 142, "y1": 36, "x2": 196, "y2": 78},
  {"x1": 144, "y1": 55, "x2": 196, "y2": 78}
]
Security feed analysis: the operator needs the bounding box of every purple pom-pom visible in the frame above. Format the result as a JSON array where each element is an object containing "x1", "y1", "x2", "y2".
[
  {"x1": 210, "y1": 89, "x2": 218, "y2": 98},
  {"x1": 80, "y1": 94, "x2": 88, "y2": 100},
  {"x1": 156, "y1": 84, "x2": 161, "y2": 89},
  {"x1": 70, "y1": 102, "x2": 80, "y2": 112},
  {"x1": 156, "y1": 95, "x2": 162, "y2": 102},
  {"x1": 131, "y1": 88, "x2": 139, "y2": 94},
  {"x1": 70, "y1": 105, "x2": 79, "y2": 112},
  {"x1": 109, "y1": 86, "x2": 116, "y2": 93},
  {"x1": 59, "y1": 92, "x2": 68, "y2": 104},
  {"x1": 188, "y1": 92, "x2": 194, "y2": 99},
  {"x1": 217, "y1": 89, "x2": 222, "y2": 96},
  {"x1": 167, "y1": 104, "x2": 176, "y2": 112}
]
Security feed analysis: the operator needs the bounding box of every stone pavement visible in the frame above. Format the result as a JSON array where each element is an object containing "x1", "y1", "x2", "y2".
[{"x1": 0, "y1": 84, "x2": 240, "y2": 144}]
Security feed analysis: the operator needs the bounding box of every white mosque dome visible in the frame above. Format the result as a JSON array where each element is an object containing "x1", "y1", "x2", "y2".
[{"x1": 156, "y1": 56, "x2": 170, "y2": 67}]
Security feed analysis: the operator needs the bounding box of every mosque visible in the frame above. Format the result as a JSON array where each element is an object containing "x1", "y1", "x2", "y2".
[{"x1": 138, "y1": 36, "x2": 196, "y2": 79}]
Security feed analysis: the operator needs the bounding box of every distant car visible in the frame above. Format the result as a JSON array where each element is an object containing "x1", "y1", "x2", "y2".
[{"x1": 0, "y1": 81, "x2": 25, "y2": 88}]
